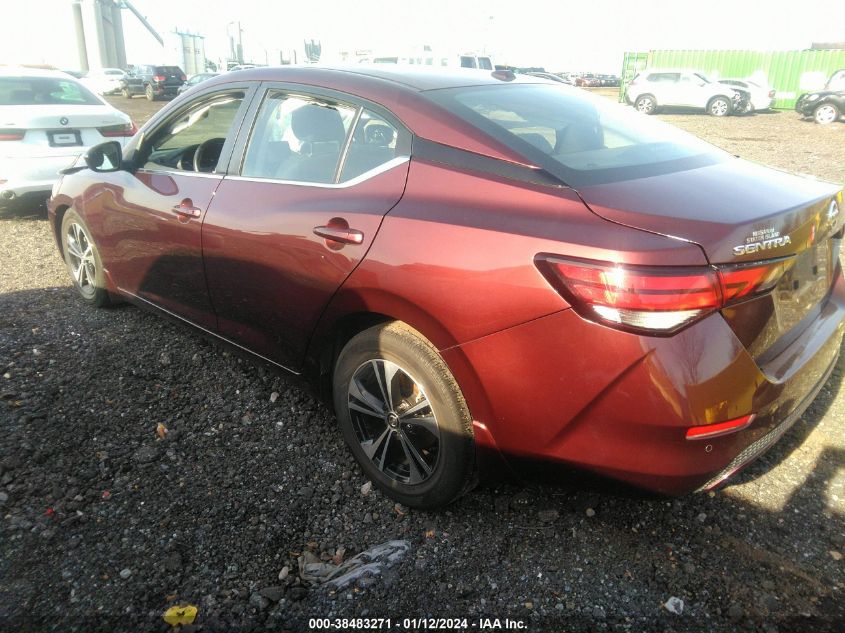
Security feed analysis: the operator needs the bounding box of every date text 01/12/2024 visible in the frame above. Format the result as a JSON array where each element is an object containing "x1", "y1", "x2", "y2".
[{"x1": 307, "y1": 618, "x2": 528, "y2": 630}]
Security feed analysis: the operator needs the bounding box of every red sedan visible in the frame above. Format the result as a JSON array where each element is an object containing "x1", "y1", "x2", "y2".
[{"x1": 49, "y1": 67, "x2": 845, "y2": 509}]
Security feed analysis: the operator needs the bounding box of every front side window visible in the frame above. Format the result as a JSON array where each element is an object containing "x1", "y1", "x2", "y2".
[
  {"x1": 478, "y1": 57, "x2": 493, "y2": 70},
  {"x1": 241, "y1": 92, "x2": 356, "y2": 183},
  {"x1": 141, "y1": 91, "x2": 244, "y2": 173},
  {"x1": 460, "y1": 56, "x2": 477, "y2": 69},
  {"x1": 427, "y1": 83, "x2": 727, "y2": 186}
]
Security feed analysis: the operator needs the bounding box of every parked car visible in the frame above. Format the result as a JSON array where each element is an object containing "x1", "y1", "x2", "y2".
[
  {"x1": 177, "y1": 72, "x2": 220, "y2": 94},
  {"x1": 575, "y1": 73, "x2": 601, "y2": 87},
  {"x1": 795, "y1": 69, "x2": 845, "y2": 125},
  {"x1": 626, "y1": 69, "x2": 744, "y2": 116},
  {"x1": 120, "y1": 65, "x2": 186, "y2": 101},
  {"x1": 81, "y1": 68, "x2": 126, "y2": 95},
  {"x1": 49, "y1": 67, "x2": 845, "y2": 509},
  {"x1": 525, "y1": 72, "x2": 568, "y2": 83},
  {"x1": 0, "y1": 67, "x2": 135, "y2": 211},
  {"x1": 719, "y1": 78, "x2": 775, "y2": 112}
]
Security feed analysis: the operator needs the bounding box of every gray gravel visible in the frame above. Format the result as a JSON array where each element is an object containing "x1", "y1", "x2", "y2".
[{"x1": 1, "y1": 112, "x2": 845, "y2": 631}]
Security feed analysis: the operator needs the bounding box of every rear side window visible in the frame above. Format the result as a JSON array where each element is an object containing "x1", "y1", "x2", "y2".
[
  {"x1": 241, "y1": 91, "x2": 356, "y2": 183},
  {"x1": 646, "y1": 73, "x2": 680, "y2": 83},
  {"x1": 478, "y1": 57, "x2": 493, "y2": 70},
  {"x1": 427, "y1": 83, "x2": 726, "y2": 186},
  {"x1": 0, "y1": 77, "x2": 101, "y2": 105},
  {"x1": 460, "y1": 56, "x2": 477, "y2": 69},
  {"x1": 340, "y1": 109, "x2": 407, "y2": 181}
]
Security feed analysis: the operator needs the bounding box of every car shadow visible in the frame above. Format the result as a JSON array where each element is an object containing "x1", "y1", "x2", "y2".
[{"x1": 0, "y1": 284, "x2": 843, "y2": 629}]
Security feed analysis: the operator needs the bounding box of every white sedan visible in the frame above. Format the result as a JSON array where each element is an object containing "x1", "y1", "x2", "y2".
[
  {"x1": 80, "y1": 67, "x2": 127, "y2": 96},
  {"x1": 0, "y1": 67, "x2": 136, "y2": 210}
]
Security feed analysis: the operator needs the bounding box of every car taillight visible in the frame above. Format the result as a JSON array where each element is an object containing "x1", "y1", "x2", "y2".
[
  {"x1": 768, "y1": 90, "x2": 775, "y2": 98},
  {"x1": 0, "y1": 128, "x2": 25, "y2": 141},
  {"x1": 98, "y1": 122, "x2": 137, "y2": 137},
  {"x1": 153, "y1": 74, "x2": 166, "y2": 82},
  {"x1": 180, "y1": 74, "x2": 187, "y2": 81},
  {"x1": 535, "y1": 255, "x2": 792, "y2": 334}
]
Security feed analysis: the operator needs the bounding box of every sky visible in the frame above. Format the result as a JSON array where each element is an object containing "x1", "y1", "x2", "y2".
[{"x1": 1, "y1": 0, "x2": 843, "y2": 73}]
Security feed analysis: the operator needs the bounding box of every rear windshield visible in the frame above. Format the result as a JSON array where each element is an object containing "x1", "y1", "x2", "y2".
[
  {"x1": 425, "y1": 83, "x2": 728, "y2": 186},
  {"x1": 0, "y1": 77, "x2": 101, "y2": 105},
  {"x1": 155, "y1": 66, "x2": 184, "y2": 75}
]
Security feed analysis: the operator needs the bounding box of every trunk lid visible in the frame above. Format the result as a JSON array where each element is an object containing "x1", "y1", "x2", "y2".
[{"x1": 576, "y1": 158, "x2": 843, "y2": 361}]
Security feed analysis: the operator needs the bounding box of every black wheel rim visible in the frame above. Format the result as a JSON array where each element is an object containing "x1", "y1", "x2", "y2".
[{"x1": 347, "y1": 359, "x2": 440, "y2": 485}]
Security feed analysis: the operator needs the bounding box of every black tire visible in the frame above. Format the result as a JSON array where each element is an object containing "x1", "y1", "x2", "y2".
[
  {"x1": 145, "y1": 84, "x2": 156, "y2": 101},
  {"x1": 814, "y1": 103, "x2": 840, "y2": 125},
  {"x1": 634, "y1": 94, "x2": 657, "y2": 115},
  {"x1": 333, "y1": 322, "x2": 475, "y2": 509},
  {"x1": 707, "y1": 96, "x2": 731, "y2": 117},
  {"x1": 60, "y1": 209, "x2": 111, "y2": 308}
]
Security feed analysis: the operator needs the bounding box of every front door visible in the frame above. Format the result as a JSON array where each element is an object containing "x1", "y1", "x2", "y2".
[
  {"x1": 96, "y1": 88, "x2": 250, "y2": 329},
  {"x1": 202, "y1": 88, "x2": 411, "y2": 370}
]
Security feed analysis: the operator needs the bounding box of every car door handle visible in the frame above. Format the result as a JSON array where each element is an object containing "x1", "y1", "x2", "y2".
[
  {"x1": 313, "y1": 225, "x2": 364, "y2": 245},
  {"x1": 172, "y1": 199, "x2": 202, "y2": 218}
]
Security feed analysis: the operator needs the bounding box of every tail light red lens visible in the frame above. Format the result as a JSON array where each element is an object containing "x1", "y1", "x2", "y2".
[
  {"x1": 768, "y1": 90, "x2": 776, "y2": 98},
  {"x1": 536, "y1": 255, "x2": 792, "y2": 334},
  {"x1": 98, "y1": 122, "x2": 137, "y2": 137},
  {"x1": 180, "y1": 74, "x2": 187, "y2": 81},
  {"x1": 686, "y1": 414, "x2": 755, "y2": 440},
  {"x1": 153, "y1": 74, "x2": 166, "y2": 82},
  {"x1": 0, "y1": 129, "x2": 25, "y2": 141}
]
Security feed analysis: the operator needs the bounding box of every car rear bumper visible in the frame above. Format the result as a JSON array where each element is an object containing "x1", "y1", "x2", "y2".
[
  {"x1": 0, "y1": 153, "x2": 83, "y2": 203},
  {"x1": 444, "y1": 267, "x2": 845, "y2": 495}
]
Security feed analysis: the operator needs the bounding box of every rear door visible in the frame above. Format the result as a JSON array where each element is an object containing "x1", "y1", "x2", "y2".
[
  {"x1": 202, "y1": 85, "x2": 411, "y2": 370},
  {"x1": 96, "y1": 85, "x2": 254, "y2": 328}
]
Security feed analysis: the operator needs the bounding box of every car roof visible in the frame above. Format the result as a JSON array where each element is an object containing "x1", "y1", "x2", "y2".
[
  {"x1": 218, "y1": 65, "x2": 539, "y2": 92},
  {"x1": 0, "y1": 66, "x2": 75, "y2": 79}
]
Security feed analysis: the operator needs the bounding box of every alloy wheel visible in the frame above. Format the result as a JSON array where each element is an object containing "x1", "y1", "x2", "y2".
[
  {"x1": 636, "y1": 97, "x2": 654, "y2": 114},
  {"x1": 710, "y1": 99, "x2": 729, "y2": 116},
  {"x1": 815, "y1": 104, "x2": 838, "y2": 125},
  {"x1": 347, "y1": 359, "x2": 440, "y2": 485},
  {"x1": 65, "y1": 222, "x2": 97, "y2": 299}
]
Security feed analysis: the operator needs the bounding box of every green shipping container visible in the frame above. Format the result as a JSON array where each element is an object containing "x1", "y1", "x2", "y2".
[{"x1": 619, "y1": 49, "x2": 845, "y2": 109}]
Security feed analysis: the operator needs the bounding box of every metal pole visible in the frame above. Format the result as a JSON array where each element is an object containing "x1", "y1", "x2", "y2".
[
  {"x1": 112, "y1": 0, "x2": 127, "y2": 68},
  {"x1": 122, "y1": 0, "x2": 164, "y2": 46},
  {"x1": 71, "y1": 1, "x2": 89, "y2": 71}
]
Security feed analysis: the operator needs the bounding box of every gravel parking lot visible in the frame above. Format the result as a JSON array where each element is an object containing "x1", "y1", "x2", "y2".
[{"x1": 1, "y1": 90, "x2": 844, "y2": 632}]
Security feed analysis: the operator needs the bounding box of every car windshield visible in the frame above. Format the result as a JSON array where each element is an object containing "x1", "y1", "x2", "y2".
[
  {"x1": 0, "y1": 77, "x2": 101, "y2": 105},
  {"x1": 426, "y1": 83, "x2": 727, "y2": 186}
]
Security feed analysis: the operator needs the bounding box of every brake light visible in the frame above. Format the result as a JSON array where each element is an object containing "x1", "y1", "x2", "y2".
[
  {"x1": 98, "y1": 122, "x2": 137, "y2": 137},
  {"x1": 0, "y1": 128, "x2": 25, "y2": 141},
  {"x1": 768, "y1": 90, "x2": 775, "y2": 98},
  {"x1": 153, "y1": 74, "x2": 166, "y2": 82},
  {"x1": 180, "y1": 74, "x2": 187, "y2": 81},
  {"x1": 536, "y1": 255, "x2": 791, "y2": 334}
]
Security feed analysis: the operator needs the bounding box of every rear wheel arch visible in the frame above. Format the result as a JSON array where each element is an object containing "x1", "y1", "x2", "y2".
[{"x1": 53, "y1": 204, "x2": 71, "y2": 257}]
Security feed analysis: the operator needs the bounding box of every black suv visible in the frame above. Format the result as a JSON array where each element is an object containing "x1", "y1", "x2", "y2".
[
  {"x1": 121, "y1": 65, "x2": 186, "y2": 101},
  {"x1": 796, "y1": 69, "x2": 845, "y2": 125}
]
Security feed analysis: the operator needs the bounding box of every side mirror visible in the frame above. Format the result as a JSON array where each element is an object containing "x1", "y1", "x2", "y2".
[{"x1": 85, "y1": 141, "x2": 123, "y2": 172}]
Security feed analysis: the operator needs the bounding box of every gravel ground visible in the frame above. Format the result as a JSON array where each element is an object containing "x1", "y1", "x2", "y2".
[{"x1": 0, "y1": 91, "x2": 844, "y2": 632}]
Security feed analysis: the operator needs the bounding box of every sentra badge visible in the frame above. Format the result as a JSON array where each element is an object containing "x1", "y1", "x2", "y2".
[{"x1": 733, "y1": 228, "x2": 792, "y2": 256}]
